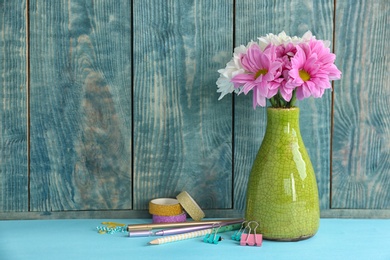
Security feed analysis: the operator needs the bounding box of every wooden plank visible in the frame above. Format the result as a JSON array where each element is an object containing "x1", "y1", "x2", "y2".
[
  {"x1": 0, "y1": 0, "x2": 28, "y2": 211},
  {"x1": 331, "y1": 0, "x2": 390, "y2": 209},
  {"x1": 29, "y1": 0, "x2": 132, "y2": 211},
  {"x1": 133, "y1": 0, "x2": 233, "y2": 210},
  {"x1": 234, "y1": 0, "x2": 335, "y2": 211}
]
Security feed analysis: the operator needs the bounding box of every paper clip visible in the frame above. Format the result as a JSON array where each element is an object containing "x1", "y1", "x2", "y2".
[
  {"x1": 231, "y1": 221, "x2": 247, "y2": 241},
  {"x1": 97, "y1": 222, "x2": 126, "y2": 234},
  {"x1": 203, "y1": 224, "x2": 222, "y2": 244},
  {"x1": 240, "y1": 221, "x2": 262, "y2": 247}
]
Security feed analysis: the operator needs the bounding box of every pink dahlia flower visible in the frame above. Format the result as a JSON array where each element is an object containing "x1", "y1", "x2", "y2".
[
  {"x1": 275, "y1": 43, "x2": 297, "y2": 101},
  {"x1": 288, "y1": 41, "x2": 341, "y2": 100},
  {"x1": 231, "y1": 44, "x2": 282, "y2": 108},
  {"x1": 307, "y1": 39, "x2": 342, "y2": 80}
]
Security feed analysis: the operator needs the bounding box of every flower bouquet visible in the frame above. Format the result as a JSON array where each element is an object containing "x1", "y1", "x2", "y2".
[{"x1": 216, "y1": 31, "x2": 341, "y2": 108}]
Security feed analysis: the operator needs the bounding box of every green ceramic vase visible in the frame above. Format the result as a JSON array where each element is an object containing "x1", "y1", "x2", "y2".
[{"x1": 245, "y1": 107, "x2": 320, "y2": 241}]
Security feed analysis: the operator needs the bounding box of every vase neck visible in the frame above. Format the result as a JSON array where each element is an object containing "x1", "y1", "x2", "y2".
[{"x1": 266, "y1": 107, "x2": 300, "y2": 130}]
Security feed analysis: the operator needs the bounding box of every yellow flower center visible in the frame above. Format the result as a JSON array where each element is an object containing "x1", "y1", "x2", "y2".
[
  {"x1": 255, "y1": 69, "x2": 268, "y2": 79},
  {"x1": 299, "y1": 70, "x2": 311, "y2": 81}
]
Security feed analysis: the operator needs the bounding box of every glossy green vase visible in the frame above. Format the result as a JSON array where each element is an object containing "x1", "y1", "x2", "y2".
[{"x1": 245, "y1": 107, "x2": 320, "y2": 241}]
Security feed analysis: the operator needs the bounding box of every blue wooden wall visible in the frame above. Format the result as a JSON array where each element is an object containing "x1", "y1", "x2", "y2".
[{"x1": 0, "y1": 0, "x2": 388, "y2": 219}]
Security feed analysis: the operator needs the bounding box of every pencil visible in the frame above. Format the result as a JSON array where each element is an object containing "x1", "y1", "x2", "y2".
[
  {"x1": 148, "y1": 223, "x2": 240, "y2": 245},
  {"x1": 149, "y1": 229, "x2": 212, "y2": 245}
]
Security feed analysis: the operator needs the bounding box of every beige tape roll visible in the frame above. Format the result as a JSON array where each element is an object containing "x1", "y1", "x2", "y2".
[
  {"x1": 149, "y1": 198, "x2": 183, "y2": 216},
  {"x1": 176, "y1": 191, "x2": 205, "y2": 221}
]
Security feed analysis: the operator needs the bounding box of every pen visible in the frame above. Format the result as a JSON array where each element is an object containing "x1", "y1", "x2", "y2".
[
  {"x1": 154, "y1": 219, "x2": 244, "y2": 236},
  {"x1": 127, "y1": 218, "x2": 244, "y2": 231},
  {"x1": 128, "y1": 225, "x2": 213, "y2": 237}
]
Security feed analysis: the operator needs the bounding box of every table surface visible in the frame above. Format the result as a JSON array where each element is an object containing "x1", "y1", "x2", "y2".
[{"x1": 0, "y1": 218, "x2": 389, "y2": 260}]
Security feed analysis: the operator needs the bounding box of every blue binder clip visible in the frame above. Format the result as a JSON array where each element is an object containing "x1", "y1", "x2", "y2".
[
  {"x1": 231, "y1": 221, "x2": 247, "y2": 241},
  {"x1": 203, "y1": 224, "x2": 222, "y2": 244}
]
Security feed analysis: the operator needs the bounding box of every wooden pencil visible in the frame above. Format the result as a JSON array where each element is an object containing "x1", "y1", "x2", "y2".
[
  {"x1": 148, "y1": 223, "x2": 240, "y2": 245},
  {"x1": 149, "y1": 228, "x2": 212, "y2": 245}
]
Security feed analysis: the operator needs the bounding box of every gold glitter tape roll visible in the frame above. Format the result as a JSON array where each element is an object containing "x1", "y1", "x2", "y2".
[
  {"x1": 149, "y1": 198, "x2": 183, "y2": 216},
  {"x1": 176, "y1": 191, "x2": 205, "y2": 221}
]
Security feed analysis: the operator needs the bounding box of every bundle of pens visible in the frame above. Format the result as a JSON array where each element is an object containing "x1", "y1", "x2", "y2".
[{"x1": 127, "y1": 218, "x2": 244, "y2": 245}]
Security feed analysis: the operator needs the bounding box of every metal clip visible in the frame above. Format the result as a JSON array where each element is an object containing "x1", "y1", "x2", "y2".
[
  {"x1": 231, "y1": 221, "x2": 247, "y2": 241},
  {"x1": 203, "y1": 224, "x2": 222, "y2": 244},
  {"x1": 240, "y1": 221, "x2": 262, "y2": 246}
]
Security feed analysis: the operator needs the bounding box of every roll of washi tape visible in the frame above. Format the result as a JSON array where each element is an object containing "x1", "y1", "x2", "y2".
[
  {"x1": 152, "y1": 211, "x2": 187, "y2": 223},
  {"x1": 176, "y1": 191, "x2": 205, "y2": 221},
  {"x1": 149, "y1": 198, "x2": 183, "y2": 216}
]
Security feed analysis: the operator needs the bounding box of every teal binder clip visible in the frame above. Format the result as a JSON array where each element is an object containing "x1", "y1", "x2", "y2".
[
  {"x1": 231, "y1": 221, "x2": 247, "y2": 241},
  {"x1": 203, "y1": 224, "x2": 222, "y2": 244}
]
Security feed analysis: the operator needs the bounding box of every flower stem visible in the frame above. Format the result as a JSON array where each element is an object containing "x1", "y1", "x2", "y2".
[
  {"x1": 287, "y1": 90, "x2": 297, "y2": 108},
  {"x1": 270, "y1": 96, "x2": 278, "y2": 108},
  {"x1": 270, "y1": 90, "x2": 297, "y2": 108},
  {"x1": 279, "y1": 94, "x2": 286, "y2": 107}
]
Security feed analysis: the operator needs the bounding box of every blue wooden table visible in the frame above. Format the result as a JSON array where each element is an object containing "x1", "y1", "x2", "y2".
[{"x1": 0, "y1": 218, "x2": 388, "y2": 260}]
